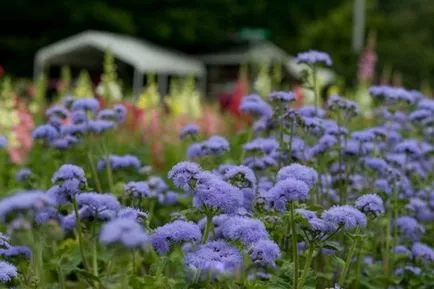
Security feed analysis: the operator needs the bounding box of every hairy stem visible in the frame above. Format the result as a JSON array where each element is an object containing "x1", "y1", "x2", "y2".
[{"x1": 290, "y1": 202, "x2": 299, "y2": 289}]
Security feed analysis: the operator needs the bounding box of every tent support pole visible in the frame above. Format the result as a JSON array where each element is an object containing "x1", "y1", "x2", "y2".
[
  {"x1": 133, "y1": 68, "x2": 143, "y2": 103},
  {"x1": 158, "y1": 74, "x2": 168, "y2": 105}
]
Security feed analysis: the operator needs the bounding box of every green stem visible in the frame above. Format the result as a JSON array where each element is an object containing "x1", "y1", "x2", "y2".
[
  {"x1": 201, "y1": 213, "x2": 213, "y2": 244},
  {"x1": 312, "y1": 65, "x2": 319, "y2": 111},
  {"x1": 354, "y1": 247, "x2": 363, "y2": 289},
  {"x1": 290, "y1": 202, "x2": 299, "y2": 289},
  {"x1": 72, "y1": 198, "x2": 90, "y2": 272},
  {"x1": 298, "y1": 246, "x2": 315, "y2": 289},
  {"x1": 92, "y1": 223, "x2": 99, "y2": 278},
  {"x1": 339, "y1": 230, "x2": 360, "y2": 286},
  {"x1": 87, "y1": 147, "x2": 102, "y2": 193}
]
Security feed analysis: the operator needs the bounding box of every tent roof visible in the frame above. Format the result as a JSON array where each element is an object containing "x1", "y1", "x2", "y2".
[
  {"x1": 34, "y1": 30, "x2": 205, "y2": 76},
  {"x1": 195, "y1": 40, "x2": 335, "y2": 83}
]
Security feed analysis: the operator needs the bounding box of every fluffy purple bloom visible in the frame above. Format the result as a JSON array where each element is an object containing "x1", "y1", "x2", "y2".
[
  {"x1": 117, "y1": 207, "x2": 148, "y2": 223},
  {"x1": 180, "y1": 123, "x2": 199, "y2": 139},
  {"x1": 46, "y1": 105, "x2": 69, "y2": 119},
  {"x1": 393, "y1": 245, "x2": 412, "y2": 259},
  {"x1": 50, "y1": 135, "x2": 79, "y2": 150},
  {"x1": 395, "y1": 266, "x2": 421, "y2": 276},
  {"x1": 307, "y1": 217, "x2": 336, "y2": 233},
  {"x1": 52, "y1": 164, "x2": 87, "y2": 185},
  {"x1": 222, "y1": 165, "x2": 256, "y2": 189},
  {"x1": 0, "y1": 261, "x2": 17, "y2": 284},
  {"x1": 184, "y1": 240, "x2": 242, "y2": 276},
  {"x1": 97, "y1": 109, "x2": 116, "y2": 121},
  {"x1": 187, "y1": 143, "x2": 203, "y2": 159},
  {"x1": 35, "y1": 207, "x2": 59, "y2": 225},
  {"x1": 239, "y1": 94, "x2": 273, "y2": 118},
  {"x1": 194, "y1": 174, "x2": 243, "y2": 214},
  {"x1": 71, "y1": 110, "x2": 88, "y2": 124},
  {"x1": 243, "y1": 138, "x2": 279, "y2": 154},
  {"x1": 308, "y1": 134, "x2": 337, "y2": 156},
  {"x1": 396, "y1": 216, "x2": 425, "y2": 241},
  {"x1": 100, "y1": 218, "x2": 148, "y2": 248},
  {"x1": 267, "y1": 178, "x2": 310, "y2": 211},
  {"x1": 351, "y1": 130, "x2": 375, "y2": 142},
  {"x1": 355, "y1": 194, "x2": 384, "y2": 217},
  {"x1": 0, "y1": 234, "x2": 9, "y2": 248},
  {"x1": 393, "y1": 140, "x2": 423, "y2": 157},
  {"x1": 220, "y1": 216, "x2": 268, "y2": 244},
  {"x1": 202, "y1": 135, "x2": 230, "y2": 156},
  {"x1": 87, "y1": 120, "x2": 116, "y2": 134},
  {"x1": 276, "y1": 163, "x2": 318, "y2": 188},
  {"x1": 327, "y1": 95, "x2": 360, "y2": 115},
  {"x1": 295, "y1": 50, "x2": 332, "y2": 66},
  {"x1": 321, "y1": 205, "x2": 367, "y2": 231},
  {"x1": 151, "y1": 220, "x2": 201, "y2": 254},
  {"x1": 0, "y1": 136, "x2": 7, "y2": 149},
  {"x1": 296, "y1": 209, "x2": 317, "y2": 220},
  {"x1": 113, "y1": 104, "x2": 127, "y2": 122},
  {"x1": 0, "y1": 246, "x2": 31, "y2": 259},
  {"x1": 71, "y1": 98, "x2": 100, "y2": 113},
  {"x1": 158, "y1": 191, "x2": 184, "y2": 205},
  {"x1": 244, "y1": 155, "x2": 278, "y2": 170},
  {"x1": 15, "y1": 168, "x2": 32, "y2": 182},
  {"x1": 248, "y1": 239, "x2": 280, "y2": 266},
  {"x1": 47, "y1": 179, "x2": 82, "y2": 204},
  {"x1": 168, "y1": 161, "x2": 202, "y2": 193},
  {"x1": 418, "y1": 98, "x2": 434, "y2": 111},
  {"x1": 32, "y1": 124, "x2": 59, "y2": 141},
  {"x1": 97, "y1": 155, "x2": 141, "y2": 171},
  {"x1": 60, "y1": 123, "x2": 87, "y2": 136},
  {"x1": 298, "y1": 106, "x2": 325, "y2": 118},
  {"x1": 412, "y1": 242, "x2": 434, "y2": 262},
  {"x1": 363, "y1": 157, "x2": 390, "y2": 173},
  {"x1": 0, "y1": 191, "x2": 53, "y2": 221},
  {"x1": 269, "y1": 91, "x2": 295, "y2": 103},
  {"x1": 76, "y1": 193, "x2": 120, "y2": 220}
]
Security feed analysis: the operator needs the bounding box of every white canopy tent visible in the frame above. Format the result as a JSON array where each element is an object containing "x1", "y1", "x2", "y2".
[{"x1": 34, "y1": 30, "x2": 206, "y2": 98}]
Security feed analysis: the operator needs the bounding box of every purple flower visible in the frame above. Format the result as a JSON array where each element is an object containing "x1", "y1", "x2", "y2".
[
  {"x1": 396, "y1": 216, "x2": 425, "y2": 241},
  {"x1": 351, "y1": 130, "x2": 375, "y2": 142},
  {"x1": 308, "y1": 134, "x2": 337, "y2": 156},
  {"x1": 35, "y1": 207, "x2": 59, "y2": 225},
  {"x1": 71, "y1": 98, "x2": 100, "y2": 113},
  {"x1": 418, "y1": 98, "x2": 434, "y2": 111},
  {"x1": 363, "y1": 157, "x2": 390, "y2": 173},
  {"x1": 97, "y1": 109, "x2": 116, "y2": 121},
  {"x1": 327, "y1": 95, "x2": 360, "y2": 115},
  {"x1": 412, "y1": 242, "x2": 434, "y2": 262},
  {"x1": 0, "y1": 234, "x2": 10, "y2": 248},
  {"x1": 202, "y1": 135, "x2": 230, "y2": 156},
  {"x1": 393, "y1": 140, "x2": 423, "y2": 157},
  {"x1": 32, "y1": 124, "x2": 59, "y2": 141},
  {"x1": 298, "y1": 106, "x2": 325, "y2": 118},
  {"x1": 306, "y1": 217, "x2": 336, "y2": 233},
  {"x1": 393, "y1": 245, "x2": 412, "y2": 259},
  {"x1": 151, "y1": 220, "x2": 201, "y2": 254},
  {"x1": 295, "y1": 50, "x2": 332, "y2": 66},
  {"x1": 168, "y1": 161, "x2": 202, "y2": 193},
  {"x1": 267, "y1": 178, "x2": 310, "y2": 211},
  {"x1": 240, "y1": 94, "x2": 273, "y2": 118},
  {"x1": 194, "y1": 174, "x2": 243, "y2": 214},
  {"x1": 97, "y1": 155, "x2": 141, "y2": 171},
  {"x1": 52, "y1": 164, "x2": 87, "y2": 185},
  {"x1": 100, "y1": 218, "x2": 148, "y2": 248},
  {"x1": 71, "y1": 110, "x2": 88, "y2": 124},
  {"x1": 321, "y1": 205, "x2": 367, "y2": 231},
  {"x1": 222, "y1": 165, "x2": 256, "y2": 189},
  {"x1": 395, "y1": 266, "x2": 421, "y2": 276},
  {"x1": 296, "y1": 209, "x2": 317, "y2": 220},
  {"x1": 355, "y1": 194, "x2": 384, "y2": 217},
  {"x1": 113, "y1": 104, "x2": 127, "y2": 122},
  {"x1": 76, "y1": 193, "x2": 120, "y2": 220},
  {"x1": 46, "y1": 105, "x2": 69, "y2": 119},
  {"x1": 184, "y1": 240, "x2": 242, "y2": 276},
  {"x1": 243, "y1": 138, "x2": 279, "y2": 154},
  {"x1": 220, "y1": 216, "x2": 268, "y2": 244},
  {"x1": 0, "y1": 246, "x2": 32, "y2": 259},
  {"x1": 60, "y1": 123, "x2": 87, "y2": 136},
  {"x1": 50, "y1": 135, "x2": 79, "y2": 150},
  {"x1": 47, "y1": 179, "x2": 82, "y2": 204},
  {"x1": 269, "y1": 91, "x2": 295, "y2": 103},
  {"x1": 180, "y1": 123, "x2": 199, "y2": 139},
  {"x1": 248, "y1": 239, "x2": 280, "y2": 266},
  {"x1": 0, "y1": 191, "x2": 53, "y2": 221},
  {"x1": 0, "y1": 261, "x2": 17, "y2": 284},
  {"x1": 15, "y1": 168, "x2": 32, "y2": 182},
  {"x1": 87, "y1": 120, "x2": 116, "y2": 134},
  {"x1": 117, "y1": 207, "x2": 148, "y2": 223},
  {"x1": 276, "y1": 163, "x2": 318, "y2": 188},
  {"x1": 158, "y1": 191, "x2": 184, "y2": 205}
]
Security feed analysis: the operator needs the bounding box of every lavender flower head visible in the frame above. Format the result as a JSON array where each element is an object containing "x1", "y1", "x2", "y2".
[
  {"x1": 276, "y1": 163, "x2": 318, "y2": 188},
  {"x1": 76, "y1": 193, "x2": 121, "y2": 220},
  {"x1": 355, "y1": 194, "x2": 385, "y2": 217},
  {"x1": 295, "y1": 50, "x2": 332, "y2": 66},
  {"x1": 15, "y1": 168, "x2": 32, "y2": 182},
  {"x1": 396, "y1": 216, "x2": 425, "y2": 241},
  {"x1": 0, "y1": 234, "x2": 9, "y2": 248},
  {"x1": 243, "y1": 138, "x2": 279, "y2": 154},
  {"x1": 52, "y1": 164, "x2": 87, "y2": 185},
  {"x1": 0, "y1": 245, "x2": 32, "y2": 259},
  {"x1": 184, "y1": 240, "x2": 242, "y2": 276},
  {"x1": 71, "y1": 98, "x2": 100, "y2": 113},
  {"x1": 117, "y1": 207, "x2": 148, "y2": 223},
  {"x1": 0, "y1": 191, "x2": 53, "y2": 221},
  {"x1": 267, "y1": 178, "x2": 310, "y2": 211},
  {"x1": 269, "y1": 91, "x2": 296, "y2": 103},
  {"x1": 321, "y1": 205, "x2": 367, "y2": 231},
  {"x1": 113, "y1": 104, "x2": 127, "y2": 123},
  {"x1": 168, "y1": 161, "x2": 202, "y2": 193},
  {"x1": 87, "y1": 120, "x2": 116, "y2": 134},
  {"x1": 97, "y1": 155, "x2": 141, "y2": 171},
  {"x1": 180, "y1": 123, "x2": 199, "y2": 139},
  {"x1": 97, "y1": 109, "x2": 117, "y2": 121},
  {"x1": 0, "y1": 261, "x2": 17, "y2": 284},
  {"x1": 412, "y1": 242, "x2": 434, "y2": 262},
  {"x1": 239, "y1": 94, "x2": 273, "y2": 118},
  {"x1": 151, "y1": 220, "x2": 201, "y2": 254},
  {"x1": 222, "y1": 165, "x2": 256, "y2": 189},
  {"x1": 327, "y1": 95, "x2": 360, "y2": 116},
  {"x1": 0, "y1": 136, "x2": 7, "y2": 149},
  {"x1": 202, "y1": 135, "x2": 230, "y2": 156},
  {"x1": 220, "y1": 216, "x2": 269, "y2": 244},
  {"x1": 248, "y1": 239, "x2": 280, "y2": 267},
  {"x1": 394, "y1": 266, "x2": 422, "y2": 276},
  {"x1": 71, "y1": 110, "x2": 88, "y2": 124},
  {"x1": 100, "y1": 218, "x2": 148, "y2": 248},
  {"x1": 298, "y1": 106, "x2": 326, "y2": 118},
  {"x1": 32, "y1": 124, "x2": 59, "y2": 142},
  {"x1": 46, "y1": 105, "x2": 69, "y2": 119}
]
